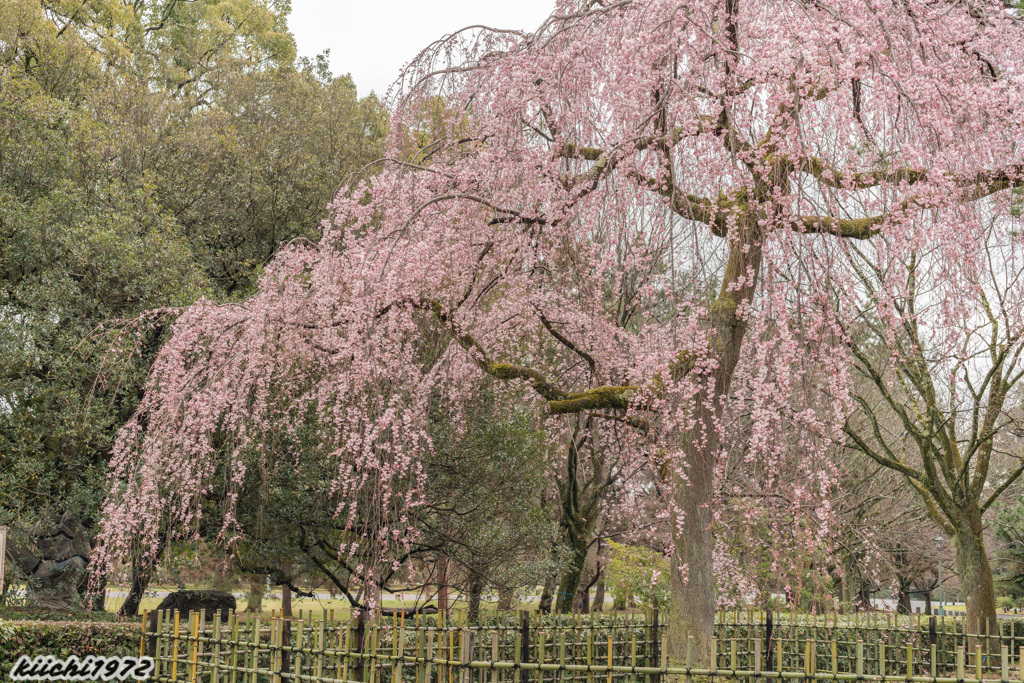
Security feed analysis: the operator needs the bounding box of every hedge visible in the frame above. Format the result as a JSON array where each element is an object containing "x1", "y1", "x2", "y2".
[{"x1": 0, "y1": 620, "x2": 142, "y2": 674}]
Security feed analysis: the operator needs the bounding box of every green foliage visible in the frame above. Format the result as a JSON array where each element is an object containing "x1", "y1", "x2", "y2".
[
  {"x1": 606, "y1": 541, "x2": 669, "y2": 610},
  {"x1": 998, "y1": 595, "x2": 1019, "y2": 612},
  {"x1": 204, "y1": 384, "x2": 555, "y2": 603},
  {"x1": 0, "y1": 619, "x2": 139, "y2": 669},
  {"x1": 0, "y1": 0, "x2": 384, "y2": 543}
]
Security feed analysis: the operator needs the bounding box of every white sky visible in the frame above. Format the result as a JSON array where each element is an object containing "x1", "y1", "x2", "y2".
[{"x1": 288, "y1": 1, "x2": 557, "y2": 99}]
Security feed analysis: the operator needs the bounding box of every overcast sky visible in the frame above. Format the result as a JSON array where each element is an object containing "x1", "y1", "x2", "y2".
[{"x1": 288, "y1": 1, "x2": 556, "y2": 99}]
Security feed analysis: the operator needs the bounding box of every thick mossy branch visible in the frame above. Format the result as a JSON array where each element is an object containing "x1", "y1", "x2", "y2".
[
  {"x1": 801, "y1": 213, "x2": 886, "y2": 239},
  {"x1": 548, "y1": 386, "x2": 638, "y2": 414},
  {"x1": 441, "y1": 311, "x2": 639, "y2": 415}
]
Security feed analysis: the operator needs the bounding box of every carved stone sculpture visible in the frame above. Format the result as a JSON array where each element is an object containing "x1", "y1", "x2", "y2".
[{"x1": 8, "y1": 513, "x2": 92, "y2": 610}]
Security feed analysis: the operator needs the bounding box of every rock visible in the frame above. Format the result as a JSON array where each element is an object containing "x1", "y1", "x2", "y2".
[
  {"x1": 154, "y1": 589, "x2": 236, "y2": 620},
  {"x1": 146, "y1": 590, "x2": 236, "y2": 656}
]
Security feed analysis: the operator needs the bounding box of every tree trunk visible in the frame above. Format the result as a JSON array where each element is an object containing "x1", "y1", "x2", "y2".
[
  {"x1": 538, "y1": 573, "x2": 556, "y2": 614},
  {"x1": 90, "y1": 574, "x2": 107, "y2": 612},
  {"x1": 857, "y1": 582, "x2": 872, "y2": 609},
  {"x1": 593, "y1": 572, "x2": 605, "y2": 612},
  {"x1": 118, "y1": 540, "x2": 165, "y2": 617},
  {"x1": 245, "y1": 575, "x2": 264, "y2": 612},
  {"x1": 467, "y1": 574, "x2": 484, "y2": 622},
  {"x1": 924, "y1": 590, "x2": 932, "y2": 616},
  {"x1": 497, "y1": 585, "x2": 514, "y2": 611},
  {"x1": 667, "y1": 443, "x2": 717, "y2": 669},
  {"x1": 573, "y1": 577, "x2": 590, "y2": 613},
  {"x1": 281, "y1": 583, "x2": 292, "y2": 618},
  {"x1": 954, "y1": 524, "x2": 998, "y2": 653},
  {"x1": 666, "y1": 218, "x2": 763, "y2": 670},
  {"x1": 437, "y1": 554, "x2": 450, "y2": 617},
  {"x1": 896, "y1": 578, "x2": 912, "y2": 614},
  {"x1": 555, "y1": 535, "x2": 589, "y2": 613}
]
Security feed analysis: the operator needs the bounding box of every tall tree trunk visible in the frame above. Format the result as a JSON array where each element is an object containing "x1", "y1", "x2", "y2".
[
  {"x1": 668, "y1": 442, "x2": 717, "y2": 668},
  {"x1": 954, "y1": 523, "x2": 998, "y2": 652},
  {"x1": 593, "y1": 572, "x2": 605, "y2": 612},
  {"x1": 924, "y1": 590, "x2": 932, "y2": 616},
  {"x1": 555, "y1": 534, "x2": 589, "y2": 613},
  {"x1": 437, "y1": 554, "x2": 450, "y2": 617},
  {"x1": 245, "y1": 575, "x2": 264, "y2": 612},
  {"x1": 896, "y1": 579, "x2": 912, "y2": 615},
  {"x1": 467, "y1": 574, "x2": 484, "y2": 622},
  {"x1": 667, "y1": 219, "x2": 763, "y2": 669},
  {"x1": 575, "y1": 584, "x2": 590, "y2": 613}
]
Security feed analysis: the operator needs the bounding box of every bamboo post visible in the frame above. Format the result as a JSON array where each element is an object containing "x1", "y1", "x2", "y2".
[
  {"x1": 462, "y1": 628, "x2": 475, "y2": 683},
  {"x1": 271, "y1": 616, "x2": 279, "y2": 683},
  {"x1": 342, "y1": 619, "x2": 352, "y2": 683},
  {"x1": 650, "y1": 611, "x2": 660, "y2": 683},
  {"x1": 685, "y1": 636, "x2": 694, "y2": 683},
  {"x1": 172, "y1": 610, "x2": 181, "y2": 682},
  {"x1": 957, "y1": 646, "x2": 965, "y2": 682},
  {"x1": 372, "y1": 620, "x2": 381, "y2": 683},
  {"x1": 316, "y1": 619, "x2": 325, "y2": 681},
  {"x1": 514, "y1": 631, "x2": 523, "y2": 683},
  {"x1": 559, "y1": 632, "x2": 567, "y2": 683},
  {"x1": 355, "y1": 610, "x2": 367, "y2": 682},
  {"x1": 521, "y1": 612, "x2": 531, "y2": 683},
  {"x1": 296, "y1": 620, "x2": 306, "y2": 683},
  {"x1": 251, "y1": 615, "x2": 262, "y2": 683},
  {"x1": 449, "y1": 623, "x2": 456, "y2": 683},
  {"x1": 414, "y1": 627, "x2": 425, "y2": 683},
  {"x1": 393, "y1": 621, "x2": 402, "y2": 683},
  {"x1": 930, "y1": 644, "x2": 937, "y2": 679},
  {"x1": 632, "y1": 630, "x2": 638, "y2": 683},
  {"x1": 198, "y1": 610, "x2": 207, "y2": 681},
  {"x1": 229, "y1": 612, "x2": 239, "y2": 683},
  {"x1": 426, "y1": 628, "x2": 436, "y2": 683},
  {"x1": 493, "y1": 631, "x2": 501, "y2": 683},
  {"x1": 140, "y1": 610, "x2": 148, "y2": 659},
  {"x1": 856, "y1": 641, "x2": 864, "y2": 680},
  {"x1": 755, "y1": 638, "x2": 763, "y2": 675},
  {"x1": 1002, "y1": 645, "x2": 1009, "y2": 683},
  {"x1": 661, "y1": 633, "x2": 668, "y2": 677},
  {"x1": 608, "y1": 635, "x2": 614, "y2": 683},
  {"x1": 586, "y1": 631, "x2": 593, "y2": 683},
  {"x1": 155, "y1": 611, "x2": 166, "y2": 678},
  {"x1": 213, "y1": 612, "x2": 222, "y2": 683},
  {"x1": 832, "y1": 640, "x2": 838, "y2": 678}
]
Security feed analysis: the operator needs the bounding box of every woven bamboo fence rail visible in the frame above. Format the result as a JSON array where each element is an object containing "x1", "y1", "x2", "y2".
[{"x1": 139, "y1": 608, "x2": 1024, "y2": 683}]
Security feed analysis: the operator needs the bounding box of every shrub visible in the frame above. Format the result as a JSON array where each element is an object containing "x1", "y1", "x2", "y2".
[
  {"x1": 998, "y1": 596, "x2": 1018, "y2": 612},
  {"x1": 606, "y1": 541, "x2": 670, "y2": 611},
  {"x1": 0, "y1": 620, "x2": 141, "y2": 671}
]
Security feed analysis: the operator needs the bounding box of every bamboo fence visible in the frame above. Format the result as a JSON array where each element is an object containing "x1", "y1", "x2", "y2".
[{"x1": 139, "y1": 608, "x2": 1024, "y2": 683}]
